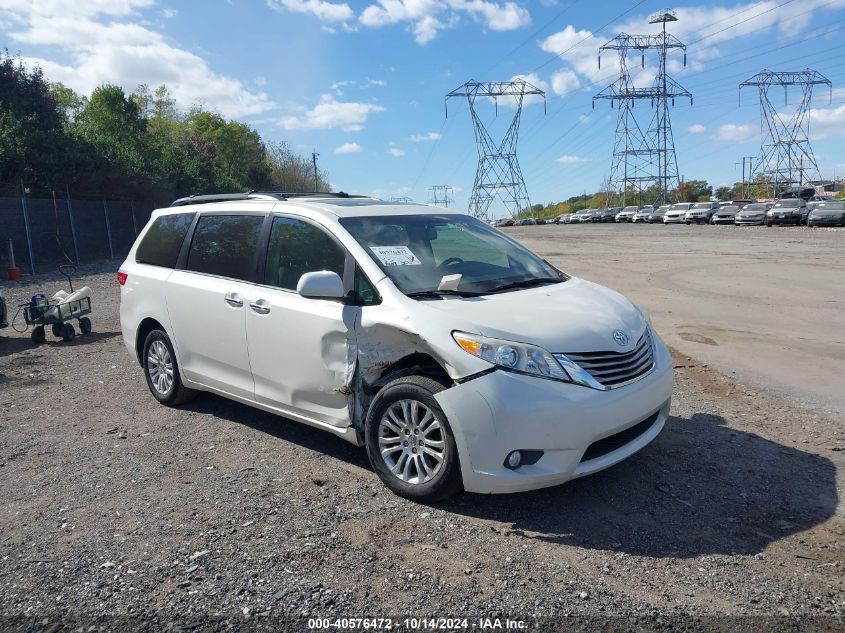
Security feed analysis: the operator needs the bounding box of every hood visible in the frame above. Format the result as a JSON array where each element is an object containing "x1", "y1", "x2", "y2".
[
  {"x1": 810, "y1": 209, "x2": 845, "y2": 217},
  {"x1": 418, "y1": 277, "x2": 646, "y2": 354}
]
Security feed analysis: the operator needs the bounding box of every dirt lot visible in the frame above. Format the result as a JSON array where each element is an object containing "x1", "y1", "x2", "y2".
[{"x1": 1, "y1": 226, "x2": 844, "y2": 630}]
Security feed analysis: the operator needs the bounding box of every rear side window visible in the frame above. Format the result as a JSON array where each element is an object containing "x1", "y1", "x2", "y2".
[
  {"x1": 264, "y1": 217, "x2": 346, "y2": 290},
  {"x1": 135, "y1": 213, "x2": 195, "y2": 268},
  {"x1": 186, "y1": 214, "x2": 264, "y2": 281}
]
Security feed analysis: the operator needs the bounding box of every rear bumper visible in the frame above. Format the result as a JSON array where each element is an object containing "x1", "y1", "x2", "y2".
[{"x1": 434, "y1": 334, "x2": 674, "y2": 494}]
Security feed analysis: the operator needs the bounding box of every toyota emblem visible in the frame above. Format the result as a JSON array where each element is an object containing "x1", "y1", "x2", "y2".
[{"x1": 613, "y1": 330, "x2": 629, "y2": 346}]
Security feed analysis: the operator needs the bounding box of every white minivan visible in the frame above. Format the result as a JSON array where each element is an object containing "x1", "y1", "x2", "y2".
[{"x1": 119, "y1": 193, "x2": 673, "y2": 501}]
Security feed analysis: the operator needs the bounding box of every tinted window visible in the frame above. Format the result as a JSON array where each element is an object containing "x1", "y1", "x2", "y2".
[
  {"x1": 136, "y1": 213, "x2": 195, "y2": 268},
  {"x1": 264, "y1": 217, "x2": 346, "y2": 290},
  {"x1": 186, "y1": 214, "x2": 264, "y2": 281}
]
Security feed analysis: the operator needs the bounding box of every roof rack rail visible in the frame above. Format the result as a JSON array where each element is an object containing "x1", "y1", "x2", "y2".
[
  {"x1": 169, "y1": 192, "x2": 285, "y2": 207},
  {"x1": 170, "y1": 191, "x2": 371, "y2": 207}
]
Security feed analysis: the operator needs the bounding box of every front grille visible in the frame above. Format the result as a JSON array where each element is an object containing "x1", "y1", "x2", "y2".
[
  {"x1": 563, "y1": 330, "x2": 654, "y2": 388},
  {"x1": 580, "y1": 410, "x2": 660, "y2": 462}
]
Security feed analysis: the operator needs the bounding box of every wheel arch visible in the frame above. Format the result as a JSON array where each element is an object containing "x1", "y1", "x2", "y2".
[{"x1": 135, "y1": 316, "x2": 165, "y2": 364}]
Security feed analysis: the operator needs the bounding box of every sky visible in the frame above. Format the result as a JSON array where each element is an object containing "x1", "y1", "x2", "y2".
[{"x1": 1, "y1": 0, "x2": 845, "y2": 214}]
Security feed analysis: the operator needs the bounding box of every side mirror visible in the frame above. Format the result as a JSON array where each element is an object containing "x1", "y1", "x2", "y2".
[{"x1": 297, "y1": 271, "x2": 345, "y2": 300}]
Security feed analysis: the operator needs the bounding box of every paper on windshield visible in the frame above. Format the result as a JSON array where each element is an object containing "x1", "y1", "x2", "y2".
[{"x1": 370, "y1": 246, "x2": 421, "y2": 266}]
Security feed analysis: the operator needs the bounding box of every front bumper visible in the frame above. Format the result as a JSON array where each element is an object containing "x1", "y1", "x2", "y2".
[
  {"x1": 663, "y1": 216, "x2": 684, "y2": 223},
  {"x1": 434, "y1": 335, "x2": 673, "y2": 494},
  {"x1": 712, "y1": 217, "x2": 736, "y2": 224}
]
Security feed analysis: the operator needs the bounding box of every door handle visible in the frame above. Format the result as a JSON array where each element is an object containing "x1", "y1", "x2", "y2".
[
  {"x1": 224, "y1": 292, "x2": 243, "y2": 307},
  {"x1": 249, "y1": 299, "x2": 271, "y2": 315}
]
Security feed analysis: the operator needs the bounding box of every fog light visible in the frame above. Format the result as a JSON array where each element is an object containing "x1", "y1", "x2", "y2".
[{"x1": 505, "y1": 450, "x2": 522, "y2": 470}]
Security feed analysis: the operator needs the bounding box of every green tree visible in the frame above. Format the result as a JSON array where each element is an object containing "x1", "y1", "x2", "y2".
[{"x1": 714, "y1": 186, "x2": 732, "y2": 201}]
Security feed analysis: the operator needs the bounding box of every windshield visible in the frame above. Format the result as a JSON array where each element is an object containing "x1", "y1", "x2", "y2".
[
  {"x1": 774, "y1": 199, "x2": 800, "y2": 208},
  {"x1": 742, "y1": 204, "x2": 767, "y2": 212},
  {"x1": 691, "y1": 203, "x2": 712, "y2": 209},
  {"x1": 718, "y1": 206, "x2": 739, "y2": 213},
  {"x1": 622, "y1": 206, "x2": 639, "y2": 212},
  {"x1": 340, "y1": 214, "x2": 567, "y2": 296},
  {"x1": 670, "y1": 204, "x2": 689, "y2": 211},
  {"x1": 815, "y1": 202, "x2": 845, "y2": 211}
]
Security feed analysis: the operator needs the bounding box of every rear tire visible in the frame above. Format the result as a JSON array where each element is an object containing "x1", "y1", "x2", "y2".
[
  {"x1": 142, "y1": 329, "x2": 197, "y2": 406},
  {"x1": 31, "y1": 326, "x2": 45, "y2": 344},
  {"x1": 52, "y1": 323, "x2": 63, "y2": 338},
  {"x1": 60, "y1": 323, "x2": 75, "y2": 342},
  {"x1": 365, "y1": 376, "x2": 463, "y2": 502}
]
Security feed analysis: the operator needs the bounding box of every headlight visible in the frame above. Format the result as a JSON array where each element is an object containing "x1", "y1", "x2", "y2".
[{"x1": 452, "y1": 332, "x2": 571, "y2": 382}]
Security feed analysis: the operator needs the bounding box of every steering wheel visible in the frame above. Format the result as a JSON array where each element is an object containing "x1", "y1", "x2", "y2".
[{"x1": 439, "y1": 256, "x2": 464, "y2": 270}]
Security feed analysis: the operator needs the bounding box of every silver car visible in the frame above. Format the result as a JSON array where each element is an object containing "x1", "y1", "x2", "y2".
[{"x1": 734, "y1": 203, "x2": 770, "y2": 226}]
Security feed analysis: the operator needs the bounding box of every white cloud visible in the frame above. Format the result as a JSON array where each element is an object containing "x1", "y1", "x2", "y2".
[
  {"x1": 162, "y1": 8, "x2": 177, "y2": 18},
  {"x1": 550, "y1": 68, "x2": 580, "y2": 96},
  {"x1": 388, "y1": 147, "x2": 405, "y2": 157},
  {"x1": 689, "y1": 123, "x2": 706, "y2": 134},
  {"x1": 266, "y1": 0, "x2": 353, "y2": 23},
  {"x1": 360, "y1": 0, "x2": 530, "y2": 44},
  {"x1": 809, "y1": 104, "x2": 845, "y2": 140},
  {"x1": 279, "y1": 94, "x2": 385, "y2": 131},
  {"x1": 410, "y1": 131, "x2": 442, "y2": 142},
  {"x1": 3, "y1": 2, "x2": 275, "y2": 118},
  {"x1": 712, "y1": 123, "x2": 757, "y2": 143},
  {"x1": 506, "y1": 72, "x2": 548, "y2": 108},
  {"x1": 335, "y1": 142, "x2": 363, "y2": 154},
  {"x1": 556, "y1": 155, "x2": 591, "y2": 165}
]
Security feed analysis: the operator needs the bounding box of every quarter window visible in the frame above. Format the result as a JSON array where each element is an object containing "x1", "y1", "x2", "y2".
[
  {"x1": 264, "y1": 217, "x2": 346, "y2": 290},
  {"x1": 186, "y1": 214, "x2": 264, "y2": 281},
  {"x1": 136, "y1": 212, "x2": 195, "y2": 268}
]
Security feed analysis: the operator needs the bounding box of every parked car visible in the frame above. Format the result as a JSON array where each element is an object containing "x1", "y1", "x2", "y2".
[
  {"x1": 711, "y1": 205, "x2": 740, "y2": 225},
  {"x1": 0, "y1": 289, "x2": 7, "y2": 329},
  {"x1": 615, "y1": 206, "x2": 639, "y2": 222},
  {"x1": 684, "y1": 201, "x2": 719, "y2": 225},
  {"x1": 535, "y1": 218, "x2": 547, "y2": 225},
  {"x1": 767, "y1": 198, "x2": 806, "y2": 226},
  {"x1": 597, "y1": 207, "x2": 621, "y2": 222},
  {"x1": 632, "y1": 207, "x2": 654, "y2": 223},
  {"x1": 734, "y1": 203, "x2": 770, "y2": 226},
  {"x1": 561, "y1": 213, "x2": 574, "y2": 224},
  {"x1": 119, "y1": 192, "x2": 673, "y2": 501},
  {"x1": 808, "y1": 195, "x2": 836, "y2": 203},
  {"x1": 807, "y1": 201, "x2": 845, "y2": 227},
  {"x1": 516, "y1": 218, "x2": 536, "y2": 226},
  {"x1": 649, "y1": 205, "x2": 671, "y2": 223},
  {"x1": 579, "y1": 210, "x2": 599, "y2": 223},
  {"x1": 494, "y1": 218, "x2": 514, "y2": 228},
  {"x1": 663, "y1": 203, "x2": 693, "y2": 224}
]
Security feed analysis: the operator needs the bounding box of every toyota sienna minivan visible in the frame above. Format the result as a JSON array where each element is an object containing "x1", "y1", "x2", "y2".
[{"x1": 119, "y1": 192, "x2": 673, "y2": 501}]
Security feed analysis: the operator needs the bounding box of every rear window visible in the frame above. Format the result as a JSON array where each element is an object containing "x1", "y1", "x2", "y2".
[
  {"x1": 135, "y1": 213, "x2": 195, "y2": 268},
  {"x1": 186, "y1": 214, "x2": 264, "y2": 281}
]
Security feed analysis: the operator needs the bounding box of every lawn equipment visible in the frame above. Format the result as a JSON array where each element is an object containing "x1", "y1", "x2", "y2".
[{"x1": 16, "y1": 265, "x2": 93, "y2": 344}]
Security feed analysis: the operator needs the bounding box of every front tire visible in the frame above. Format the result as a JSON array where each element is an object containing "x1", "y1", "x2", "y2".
[
  {"x1": 142, "y1": 329, "x2": 196, "y2": 406},
  {"x1": 365, "y1": 376, "x2": 462, "y2": 502}
]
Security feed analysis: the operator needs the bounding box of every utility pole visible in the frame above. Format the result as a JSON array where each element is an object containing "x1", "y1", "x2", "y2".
[
  {"x1": 594, "y1": 9, "x2": 692, "y2": 206},
  {"x1": 312, "y1": 151, "x2": 320, "y2": 192}
]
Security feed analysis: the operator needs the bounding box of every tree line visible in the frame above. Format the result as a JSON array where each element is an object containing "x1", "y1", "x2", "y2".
[{"x1": 0, "y1": 52, "x2": 328, "y2": 202}]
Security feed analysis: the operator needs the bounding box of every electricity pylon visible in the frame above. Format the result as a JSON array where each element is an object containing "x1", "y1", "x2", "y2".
[
  {"x1": 739, "y1": 69, "x2": 832, "y2": 196},
  {"x1": 593, "y1": 10, "x2": 691, "y2": 205},
  {"x1": 428, "y1": 185, "x2": 453, "y2": 207},
  {"x1": 446, "y1": 80, "x2": 545, "y2": 219}
]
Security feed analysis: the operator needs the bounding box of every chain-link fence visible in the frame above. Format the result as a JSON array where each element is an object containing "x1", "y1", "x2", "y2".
[{"x1": 0, "y1": 193, "x2": 159, "y2": 273}]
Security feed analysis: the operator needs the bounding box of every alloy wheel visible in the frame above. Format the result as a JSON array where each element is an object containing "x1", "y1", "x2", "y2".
[
  {"x1": 377, "y1": 399, "x2": 445, "y2": 485},
  {"x1": 148, "y1": 339, "x2": 174, "y2": 395}
]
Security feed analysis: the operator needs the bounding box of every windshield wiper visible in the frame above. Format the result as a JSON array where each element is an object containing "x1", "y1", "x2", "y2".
[
  {"x1": 485, "y1": 277, "x2": 563, "y2": 294},
  {"x1": 405, "y1": 289, "x2": 484, "y2": 300}
]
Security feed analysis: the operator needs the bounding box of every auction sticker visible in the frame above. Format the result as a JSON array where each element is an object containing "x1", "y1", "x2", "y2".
[{"x1": 370, "y1": 246, "x2": 422, "y2": 266}]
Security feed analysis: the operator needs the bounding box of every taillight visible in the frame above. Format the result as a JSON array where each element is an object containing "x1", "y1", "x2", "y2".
[{"x1": 117, "y1": 272, "x2": 128, "y2": 286}]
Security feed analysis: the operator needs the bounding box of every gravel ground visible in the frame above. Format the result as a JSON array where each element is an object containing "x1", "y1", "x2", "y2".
[{"x1": 1, "y1": 259, "x2": 844, "y2": 631}]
